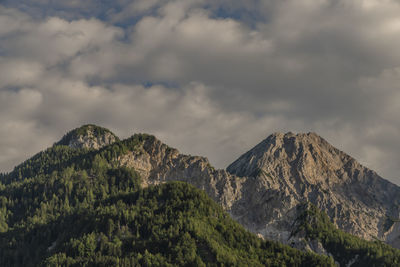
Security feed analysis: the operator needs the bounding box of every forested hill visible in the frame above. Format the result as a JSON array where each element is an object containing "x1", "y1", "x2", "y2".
[
  {"x1": 0, "y1": 179, "x2": 334, "y2": 266},
  {"x1": 0, "y1": 129, "x2": 333, "y2": 266}
]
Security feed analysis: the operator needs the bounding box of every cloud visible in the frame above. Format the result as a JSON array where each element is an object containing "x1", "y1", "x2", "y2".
[
  {"x1": 0, "y1": 59, "x2": 44, "y2": 87},
  {"x1": 0, "y1": 1, "x2": 399, "y2": 185},
  {"x1": 0, "y1": 88, "x2": 46, "y2": 170},
  {"x1": 2, "y1": 17, "x2": 122, "y2": 66}
]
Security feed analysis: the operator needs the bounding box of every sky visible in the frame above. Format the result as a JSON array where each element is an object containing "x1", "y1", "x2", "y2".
[{"x1": 0, "y1": 0, "x2": 399, "y2": 184}]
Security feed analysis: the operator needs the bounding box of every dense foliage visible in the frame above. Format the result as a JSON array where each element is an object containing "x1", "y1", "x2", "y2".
[
  {"x1": 294, "y1": 203, "x2": 400, "y2": 266},
  {"x1": 0, "y1": 136, "x2": 334, "y2": 266},
  {"x1": 0, "y1": 181, "x2": 336, "y2": 266}
]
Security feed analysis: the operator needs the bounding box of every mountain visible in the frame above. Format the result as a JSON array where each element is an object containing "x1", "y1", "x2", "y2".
[
  {"x1": 0, "y1": 128, "x2": 333, "y2": 266},
  {"x1": 226, "y1": 132, "x2": 400, "y2": 248},
  {"x1": 92, "y1": 129, "x2": 400, "y2": 249},
  {"x1": 1, "y1": 125, "x2": 400, "y2": 265}
]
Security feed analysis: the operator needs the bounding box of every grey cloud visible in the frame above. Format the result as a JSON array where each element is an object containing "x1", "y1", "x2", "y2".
[{"x1": 0, "y1": 1, "x2": 399, "y2": 184}]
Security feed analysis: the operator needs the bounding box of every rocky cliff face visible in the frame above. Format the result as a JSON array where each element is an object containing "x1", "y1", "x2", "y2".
[
  {"x1": 115, "y1": 131, "x2": 400, "y2": 250},
  {"x1": 56, "y1": 124, "x2": 118, "y2": 150}
]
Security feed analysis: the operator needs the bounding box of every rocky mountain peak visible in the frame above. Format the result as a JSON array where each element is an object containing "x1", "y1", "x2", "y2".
[
  {"x1": 55, "y1": 124, "x2": 119, "y2": 150},
  {"x1": 227, "y1": 131, "x2": 355, "y2": 184},
  {"x1": 226, "y1": 132, "x2": 400, "y2": 245}
]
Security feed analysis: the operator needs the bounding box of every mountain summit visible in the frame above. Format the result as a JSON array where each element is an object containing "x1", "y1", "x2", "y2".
[
  {"x1": 227, "y1": 132, "x2": 351, "y2": 180},
  {"x1": 227, "y1": 131, "x2": 377, "y2": 188},
  {"x1": 56, "y1": 124, "x2": 118, "y2": 149}
]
